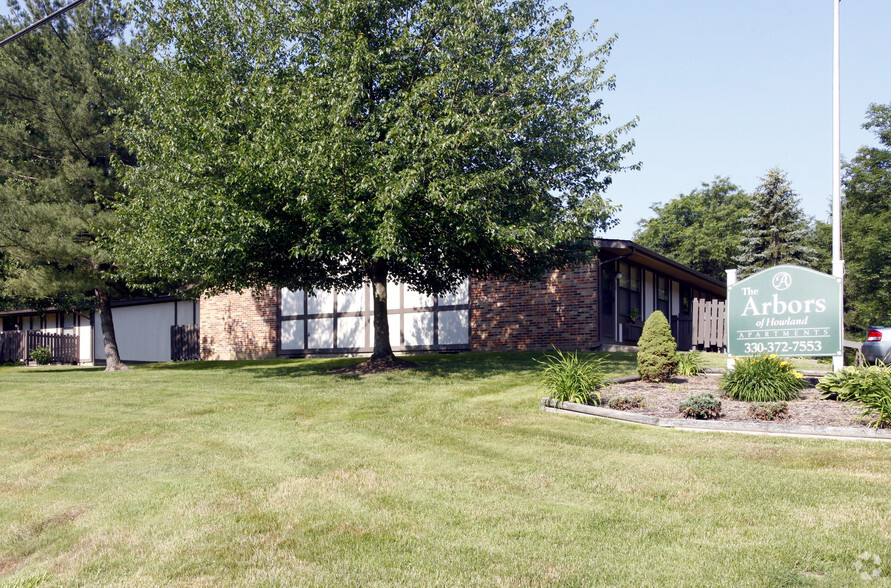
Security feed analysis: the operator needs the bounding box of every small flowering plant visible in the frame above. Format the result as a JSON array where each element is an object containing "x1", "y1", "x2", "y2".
[{"x1": 720, "y1": 354, "x2": 807, "y2": 402}]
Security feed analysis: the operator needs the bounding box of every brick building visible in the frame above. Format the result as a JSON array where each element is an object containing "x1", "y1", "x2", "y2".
[
  {"x1": 198, "y1": 239, "x2": 726, "y2": 360},
  {"x1": 0, "y1": 239, "x2": 726, "y2": 364}
]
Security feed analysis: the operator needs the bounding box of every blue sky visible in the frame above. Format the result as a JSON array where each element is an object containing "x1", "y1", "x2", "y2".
[
  {"x1": 569, "y1": 0, "x2": 891, "y2": 238},
  {"x1": 4, "y1": 1, "x2": 889, "y2": 239}
]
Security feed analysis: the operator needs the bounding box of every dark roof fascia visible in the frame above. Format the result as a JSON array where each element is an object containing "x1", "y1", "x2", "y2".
[
  {"x1": 593, "y1": 238, "x2": 727, "y2": 296},
  {"x1": 0, "y1": 295, "x2": 193, "y2": 318}
]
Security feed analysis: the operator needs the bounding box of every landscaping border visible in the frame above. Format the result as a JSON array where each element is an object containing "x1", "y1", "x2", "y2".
[{"x1": 540, "y1": 373, "x2": 891, "y2": 442}]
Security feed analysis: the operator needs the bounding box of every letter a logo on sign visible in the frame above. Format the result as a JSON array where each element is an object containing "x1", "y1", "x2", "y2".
[{"x1": 772, "y1": 272, "x2": 792, "y2": 291}]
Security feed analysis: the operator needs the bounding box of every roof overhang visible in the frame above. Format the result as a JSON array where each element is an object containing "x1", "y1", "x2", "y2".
[
  {"x1": 594, "y1": 239, "x2": 727, "y2": 297},
  {"x1": 0, "y1": 295, "x2": 187, "y2": 318}
]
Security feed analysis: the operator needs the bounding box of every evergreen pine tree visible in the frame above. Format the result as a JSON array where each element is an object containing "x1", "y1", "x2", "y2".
[
  {"x1": 733, "y1": 169, "x2": 816, "y2": 277},
  {"x1": 0, "y1": 0, "x2": 133, "y2": 370}
]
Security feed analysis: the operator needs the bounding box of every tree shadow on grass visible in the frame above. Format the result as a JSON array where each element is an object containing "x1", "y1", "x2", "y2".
[
  {"x1": 255, "y1": 351, "x2": 637, "y2": 382},
  {"x1": 130, "y1": 350, "x2": 639, "y2": 383},
  {"x1": 141, "y1": 356, "x2": 364, "y2": 379}
]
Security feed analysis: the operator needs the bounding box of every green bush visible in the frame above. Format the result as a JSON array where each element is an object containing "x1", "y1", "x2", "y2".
[
  {"x1": 636, "y1": 311, "x2": 679, "y2": 382},
  {"x1": 607, "y1": 395, "x2": 646, "y2": 410},
  {"x1": 816, "y1": 367, "x2": 862, "y2": 401},
  {"x1": 818, "y1": 365, "x2": 891, "y2": 428},
  {"x1": 720, "y1": 354, "x2": 807, "y2": 402},
  {"x1": 679, "y1": 392, "x2": 722, "y2": 419},
  {"x1": 29, "y1": 346, "x2": 53, "y2": 366},
  {"x1": 536, "y1": 349, "x2": 606, "y2": 405},
  {"x1": 747, "y1": 401, "x2": 789, "y2": 421},
  {"x1": 853, "y1": 376, "x2": 891, "y2": 429},
  {"x1": 676, "y1": 352, "x2": 704, "y2": 376}
]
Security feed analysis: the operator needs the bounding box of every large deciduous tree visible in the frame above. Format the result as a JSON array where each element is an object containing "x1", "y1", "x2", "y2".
[
  {"x1": 733, "y1": 168, "x2": 816, "y2": 278},
  {"x1": 842, "y1": 103, "x2": 891, "y2": 329},
  {"x1": 115, "y1": 0, "x2": 637, "y2": 364},
  {"x1": 0, "y1": 0, "x2": 133, "y2": 370},
  {"x1": 633, "y1": 178, "x2": 751, "y2": 281}
]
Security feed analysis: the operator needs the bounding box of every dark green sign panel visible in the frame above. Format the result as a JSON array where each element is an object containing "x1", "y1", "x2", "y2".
[{"x1": 727, "y1": 265, "x2": 842, "y2": 357}]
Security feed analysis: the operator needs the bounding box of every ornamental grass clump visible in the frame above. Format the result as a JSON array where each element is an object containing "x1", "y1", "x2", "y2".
[
  {"x1": 536, "y1": 349, "x2": 606, "y2": 406},
  {"x1": 636, "y1": 311, "x2": 679, "y2": 382},
  {"x1": 676, "y1": 352, "x2": 704, "y2": 376},
  {"x1": 720, "y1": 354, "x2": 806, "y2": 402}
]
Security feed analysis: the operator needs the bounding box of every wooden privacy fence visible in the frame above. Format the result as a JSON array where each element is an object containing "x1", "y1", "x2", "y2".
[
  {"x1": 0, "y1": 331, "x2": 79, "y2": 364},
  {"x1": 692, "y1": 298, "x2": 726, "y2": 351},
  {"x1": 171, "y1": 325, "x2": 200, "y2": 361}
]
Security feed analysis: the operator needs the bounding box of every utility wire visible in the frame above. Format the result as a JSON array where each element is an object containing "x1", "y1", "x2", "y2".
[{"x1": 0, "y1": 0, "x2": 91, "y2": 49}]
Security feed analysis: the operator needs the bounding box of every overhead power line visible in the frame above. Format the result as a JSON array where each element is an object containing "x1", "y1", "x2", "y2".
[{"x1": 0, "y1": 0, "x2": 91, "y2": 49}]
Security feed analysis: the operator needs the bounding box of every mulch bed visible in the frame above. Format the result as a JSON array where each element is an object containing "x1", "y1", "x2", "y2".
[{"x1": 602, "y1": 373, "x2": 871, "y2": 428}]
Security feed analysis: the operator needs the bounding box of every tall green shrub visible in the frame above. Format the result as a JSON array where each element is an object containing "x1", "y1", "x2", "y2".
[{"x1": 637, "y1": 311, "x2": 679, "y2": 382}]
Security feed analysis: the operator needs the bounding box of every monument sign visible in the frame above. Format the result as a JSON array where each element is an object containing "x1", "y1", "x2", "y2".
[{"x1": 727, "y1": 265, "x2": 842, "y2": 357}]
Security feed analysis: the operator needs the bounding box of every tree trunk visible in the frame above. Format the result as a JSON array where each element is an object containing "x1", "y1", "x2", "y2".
[
  {"x1": 370, "y1": 259, "x2": 396, "y2": 361},
  {"x1": 95, "y1": 288, "x2": 130, "y2": 371}
]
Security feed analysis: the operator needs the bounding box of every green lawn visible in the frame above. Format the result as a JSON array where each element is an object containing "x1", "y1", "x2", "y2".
[{"x1": 1, "y1": 352, "x2": 889, "y2": 587}]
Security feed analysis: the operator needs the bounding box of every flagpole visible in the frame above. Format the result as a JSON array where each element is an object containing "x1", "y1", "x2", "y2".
[{"x1": 832, "y1": 0, "x2": 844, "y2": 371}]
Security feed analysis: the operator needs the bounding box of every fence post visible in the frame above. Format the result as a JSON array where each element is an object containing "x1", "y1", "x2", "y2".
[
  {"x1": 692, "y1": 298, "x2": 700, "y2": 347},
  {"x1": 725, "y1": 269, "x2": 737, "y2": 370}
]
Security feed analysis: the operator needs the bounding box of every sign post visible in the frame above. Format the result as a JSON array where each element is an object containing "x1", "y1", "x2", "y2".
[{"x1": 727, "y1": 265, "x2": 843, "y2": 362}]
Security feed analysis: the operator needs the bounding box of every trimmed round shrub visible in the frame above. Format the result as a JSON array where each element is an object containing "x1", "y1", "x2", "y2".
[
  {"x1": 679, "y1": 392, "x2": 722, "y2": 419},
  {"x1": 29, "y1": 346, "x2": 52, "y2": 366},
  {"x1": 536, "y1": 349, "x2": 606, "y2": 405},
  {"x1": 637, "y1": 311, "x2": 679, "y2": 382},
  {"x1": 720, "y1": 354, "x2": 806, "y2": 402}
]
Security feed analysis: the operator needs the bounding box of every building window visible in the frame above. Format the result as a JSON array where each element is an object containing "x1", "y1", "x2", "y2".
[
  {"x1": 618, "y1": 262, "x2": 641, "y2": 321},
  {"x1": 601, "y1": 264, "x2": 615, "y2": 316},
  {"x1": 680, "y1": 285, "x2": 692, "y2": 315},
  {"x1": 657, "y1": 276, "x2": 670, "y2": 317}
]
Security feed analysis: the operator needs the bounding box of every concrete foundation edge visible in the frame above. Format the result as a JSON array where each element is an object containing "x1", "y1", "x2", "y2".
[{"x1": 541, "y1": 398, "x2": 891, "y2": 442}]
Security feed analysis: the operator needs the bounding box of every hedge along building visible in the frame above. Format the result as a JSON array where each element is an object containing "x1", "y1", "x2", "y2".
[{"x1": 199, "y1": 239, "x2": 727, "y2": 360}]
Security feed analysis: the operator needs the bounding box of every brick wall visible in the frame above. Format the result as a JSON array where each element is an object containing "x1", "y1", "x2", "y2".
[
  {"x1": 200, "y1": 287, "x2": 280, "y2": 360},
  {"x1": 470, "y1": 264, "x2": 599, "y2": 352}
]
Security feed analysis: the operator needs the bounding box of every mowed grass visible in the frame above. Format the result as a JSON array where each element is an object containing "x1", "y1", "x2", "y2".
[{"x1": 1, "y1": 352, "x2": 889, "y2": 587}]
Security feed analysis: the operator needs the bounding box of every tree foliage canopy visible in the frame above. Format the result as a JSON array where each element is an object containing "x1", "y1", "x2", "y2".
[
  {"x1": 0, "y1": 0, "x2": 135, "y2": 368},
  {"x1": 0, "y1": 0, "x2": 130, "y2": 301},
  {"x1": 842, "y1": 102, "x2": 891, "y2": 328},
  {"x1": 115, "y1": 0, "x2": 637, "y2": 359},
  {"x1": 734, "y1": 168, "x2": 816, "y2": 277},
  {"x1": 634, "y1": 177, "x2": 750, "y2": 281}
]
